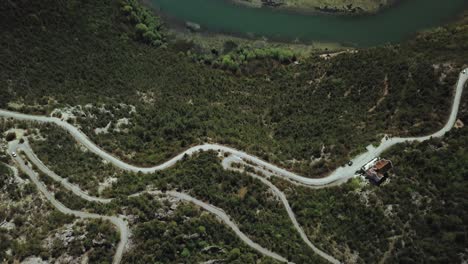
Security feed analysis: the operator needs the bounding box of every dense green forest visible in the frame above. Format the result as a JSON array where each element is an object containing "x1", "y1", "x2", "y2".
[
  {"x1": 35, "y1": 168, "x2": 278, "y2": 263},
  {"x1": 122, "y1": 194, "x2": 279, "y2": 263},
  {"x1": 31, "y1": 123, "x2": 127, "y2": 197},
  {"x1": 1, "y1": 0, "x2": 468, "y2": 263},
  {"x1": 2, "y1": 0, "x2": 468, "y2": 178},
  {"x1": 280, "y1": 89, "x2": 468, "y2": 263},
  {"x1": 29, "y1": 152, "x2": 287, "y2": 262},
  {"x1": 20, "y1": 96, "x2": 468, "y2": 263},
  {"x1": 1, "y1": 122, "x2": 280, "y2": 263},
  {"x1": 28, "y1": 125, "x2": 325, "y2": 263},
  {"x1": 111, "y1": 152, "x2": 327, "y2": 263}
]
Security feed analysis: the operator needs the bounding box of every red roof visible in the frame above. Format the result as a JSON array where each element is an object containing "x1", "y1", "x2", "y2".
[{"x1": 374, "y1": 160, "x2": 392, "y2": 172}]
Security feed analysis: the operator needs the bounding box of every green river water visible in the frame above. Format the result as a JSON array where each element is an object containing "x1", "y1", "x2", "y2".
[{"x1": 149, "y1": 0, "x2": 467, "y2": 47}]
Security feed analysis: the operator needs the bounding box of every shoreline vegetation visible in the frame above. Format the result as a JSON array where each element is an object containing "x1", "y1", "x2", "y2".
[
  {"x1": 132, "y1": 0, "x2": 349, "y2": 69},
  {"x1": 228, "y1": 0, "x2": 402, "y2": 15},
  {"x1": 143, "y1": 0, "x2": 467, "y2": 50},
  {"x1": 141, "y1": 0, "x2": 353, "y2": 52},
  {"x1": 141, "y1": 0, "x2": 349, "y2": 53}
]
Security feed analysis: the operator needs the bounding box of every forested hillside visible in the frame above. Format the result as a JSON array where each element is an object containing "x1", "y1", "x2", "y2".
[
  {"x1": 2, "y1": 0, "x2": 468, "y2": 263},
  {"x1": 281, "y1": 88, "x2": 468, "y2": 263},
  {"x1": 19, "y1": 88, "x2": 468, "y2": 263},
  {"x1": 1, "y1": 0, "x2": 468, "y2": 178},
  {"x1": 28, "y1": 125, "x2": 325, "y2": 263}
]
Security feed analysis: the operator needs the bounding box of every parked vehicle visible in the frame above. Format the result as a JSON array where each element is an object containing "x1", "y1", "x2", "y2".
[{"x1": 11, "y1": 151, "x2": 17, "y2": 157}]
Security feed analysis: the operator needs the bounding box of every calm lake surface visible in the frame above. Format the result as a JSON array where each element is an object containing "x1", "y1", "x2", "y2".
[{"x1": 149, "y1": 0, "x2": 467, "y2": 46}]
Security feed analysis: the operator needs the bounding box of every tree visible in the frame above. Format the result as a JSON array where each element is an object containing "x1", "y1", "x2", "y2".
[
  {"x1": 229, "y1": 248, "x2": 241, "y2": 260},
  {"x1": 121, "y1": 5, "x2": 133, "y2": 14},
  {"x1": 198, "y1": 225, "x2": 206, "y2": 233},
  {"x1": 135, "y1": 23, "x2": 149, "y2": 35},
  {"x1": 181, "y1": 247, "x2": 190, "y2": 257},
  {"x1": 5, "y1": 132, "x2": 16, "y2": 141}
]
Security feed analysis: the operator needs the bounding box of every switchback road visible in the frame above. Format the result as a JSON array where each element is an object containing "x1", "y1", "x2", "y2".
[{"x1": 2, "y1": 68, "x2": 467, "y2": 264}]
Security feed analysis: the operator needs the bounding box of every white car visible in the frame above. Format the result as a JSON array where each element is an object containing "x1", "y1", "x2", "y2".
[
  {"x1": 11, "y1": 152, "x2": 17, "y2": 157},
  {"x1": 463, "y1": 69, "x2": 467, "y2": 74}
]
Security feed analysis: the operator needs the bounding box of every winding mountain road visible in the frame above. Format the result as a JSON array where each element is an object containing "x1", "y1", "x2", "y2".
[
  {"x1": 10, "y1": 142, "x2": 294, "y2": 264},
  {"x1": 163, "y1": 190, "x2": 292, "y2": 264},
  {"x1": 7, "y1": 142, "x2": 129, "y2": 264},
  {"x1": 20, "y1": 140, "x2": 113, "y2": 203},
  {"x1": 223, "y1": 156, "x2": 340, "y2": 264},
  {"x1": 0, "y1": 68, "x2": 466, "y2": 186},
  {"x1": 2, "y1": 68, "x2": 466, "y2": 264},
  {"x1": 325, "y1": 69, "x2": 467, "y2": 183}
]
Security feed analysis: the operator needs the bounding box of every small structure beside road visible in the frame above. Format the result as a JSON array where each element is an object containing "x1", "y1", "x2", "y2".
[{"x1": 359, "y1": 157, "x2": 393, "y2": 185}]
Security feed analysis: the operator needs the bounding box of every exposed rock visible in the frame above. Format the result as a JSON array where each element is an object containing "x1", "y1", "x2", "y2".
[
  {"x1": 199, "y1": 259, "x2": 226, "y2": 264},
  {"x1": 186, "y1": 21, "x2": 201, "y2": 32},
  {"x1": 21, "y1": 256, "x2": 49, "y2": 264},
  {"x1": 3, "y1": 128, "x2": 26, "y2": 140},
  {"x1": 454, "y1": 119, "x2": 464, "y2": 129},
  {"x1": 94, "y1": 121, "x2": 112, "y2": 135},
  {"x1": 170, "y1": 203, "x2": 178, "y2": 211},
  {"x1": 384, "y1": 204, "x2": 394, "y2": 217},
  {"x1": 201, "y1": 245, "x2": 226, "y2": 254},
  {"x1": 55, "y1": 253, "x2": 82, "y2": 264},
  {"x1": 0, "y1": 220, "x2": 16, "y2": 230},
  {"x1": 113, "y1": 118, "x2": 130, "y2": 133},
  {"x1": 51, "y1": 106, "x2": 85, "y2": 123},
  {"x1": 411, "y1": 192, "x2": 424, "y2": 207},
  {"x1": 137, "y1": 91, "x2": 157, "y2": 104},
  {"x1": 98, "y1": 177, "x2": 118, "y2": 195},
  {"x1": 154, "y1": 208, "x2": 175, "y2": 220},
  {"x1": 125, "y1": 214, "x2": 139, "y2": 225},
  {"x1": 183, "y1": 233, "x2": 200, "y2": 239},
  {"x1": 92, "y1": 233, "x2": 107, "y2": 245}
]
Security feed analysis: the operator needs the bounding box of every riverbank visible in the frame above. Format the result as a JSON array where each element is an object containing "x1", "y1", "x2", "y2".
[
  {"x1": 229, "y1": 0, "x2": 402, "y2": 16},
  {"x1": 170, "y1": 28, "x2": 347, "y2": 57},
  {"x1": 146, "y1": 0, "x2": 467, "y2": 47},
  {"x1": 144, "y1": 0, "x2": 349, "y2": 56}
]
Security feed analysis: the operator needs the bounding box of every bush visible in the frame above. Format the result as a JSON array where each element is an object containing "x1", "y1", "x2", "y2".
[
  {"x1": 5, "y1": 132, "x2": 16, "y2": 141},
  {"x1": 121, "y1": 5, "x2": 133, "y2": 14},
  {"x1": 135, "y1": 23, "x2": 148, "y2": 34},
  {"x1": 120, "y1": 0, "x2": 164, "y2": 46}
]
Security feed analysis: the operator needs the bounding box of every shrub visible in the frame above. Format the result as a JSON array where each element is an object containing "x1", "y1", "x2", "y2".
[
  {"x1": 120, "y1": 0, "x2": 164, "y2": 46},
  {"x1": 5, "y1": 132, "x2": 16, "y2": 141}
]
